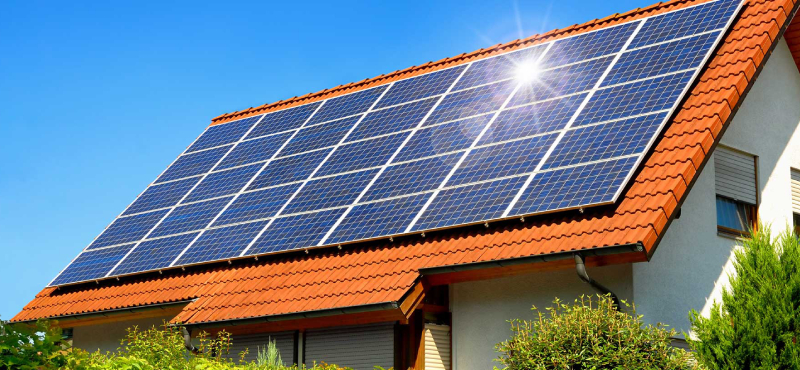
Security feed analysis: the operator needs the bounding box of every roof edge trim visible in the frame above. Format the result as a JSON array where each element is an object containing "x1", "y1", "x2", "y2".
[
  {"x1": 419, "y1": 243, "x2": 644, "y2": 276},
  {"x1": 180, "y1": 302, "x2": 401, "y2": 330}
]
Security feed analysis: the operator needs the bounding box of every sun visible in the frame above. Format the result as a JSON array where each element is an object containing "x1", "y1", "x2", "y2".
[{"x1": 515, "y1": 61, "x2": 542, "y2": 83}]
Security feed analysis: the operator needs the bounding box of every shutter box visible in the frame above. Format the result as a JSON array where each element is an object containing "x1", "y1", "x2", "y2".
[
  {"x1": 424, "y1": 324, "x2": 451, "y2": 370},
  {"x1": 715, "y1": 147, "x2": 758, "y2": 205},
  {"x1": 226, "y1": 331, "x2": 296, "y2": 365},
  {"x1": 791, "y1": 169, "x2": 800, "y2": 214},
  {"x1": 304, "y1": 322, "x2": 395, "y2": 370}
]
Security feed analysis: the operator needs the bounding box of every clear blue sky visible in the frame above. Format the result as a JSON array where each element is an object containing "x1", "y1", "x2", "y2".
[{"x1": 0, "y1": 0, "x2": 655, "y2": 319}]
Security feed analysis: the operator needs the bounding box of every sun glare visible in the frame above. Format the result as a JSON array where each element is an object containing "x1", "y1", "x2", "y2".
[{"x1": 515, "y1": 62, "x2": 542, "y2": 83}]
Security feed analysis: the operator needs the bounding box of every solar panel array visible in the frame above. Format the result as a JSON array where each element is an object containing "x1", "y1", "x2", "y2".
[{"x1": 51, "y1": 0, "x2": 743, "y2": 286}]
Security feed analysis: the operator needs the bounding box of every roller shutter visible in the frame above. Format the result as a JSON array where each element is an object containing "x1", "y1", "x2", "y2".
[
  {"x1": 424, "y1": 324, "x2": 451, "y2": 370},
  {"x1": 715, "y1": 147, "x2": 758, "y2": 204},
  {"x1": 226, "y1": 331, "x2": 296, "y2": 364},
  {"x1": 304, "y1": 323, "x2": 395, "y2": 370},
  {"x1": 792, "y1": 169, "x2": 800, "y2": 214}
]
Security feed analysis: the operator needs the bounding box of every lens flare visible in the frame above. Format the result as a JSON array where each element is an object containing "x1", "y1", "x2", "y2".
[{"x1": 515, "y1": 62, "x2": 541, "y2": 83}]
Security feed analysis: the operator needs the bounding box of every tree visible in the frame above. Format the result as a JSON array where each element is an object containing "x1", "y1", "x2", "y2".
[{"x1": 688, "y1": 227, "x2": 800, "y2": 369}]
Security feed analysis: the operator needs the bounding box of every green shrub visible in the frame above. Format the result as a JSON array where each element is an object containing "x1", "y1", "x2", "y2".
[
  {"x1": 688, "y1": 227, "x2": 800, "y2": 369},
  {"x1": 495, "y1": 295, "x2": 692, "y2": 369}
]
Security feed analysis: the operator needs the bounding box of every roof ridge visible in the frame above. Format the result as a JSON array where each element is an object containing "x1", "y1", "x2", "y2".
[{"x1": 209, "y1": 0, "x2": 704, "y2": 126}]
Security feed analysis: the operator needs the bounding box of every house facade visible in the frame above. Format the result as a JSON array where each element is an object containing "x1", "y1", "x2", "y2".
[{"x1": 12, "y1": 0, "x2": 800, "y2": 369}]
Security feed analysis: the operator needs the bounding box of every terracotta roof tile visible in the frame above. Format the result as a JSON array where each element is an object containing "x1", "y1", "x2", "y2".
[{"x1": 13, "y1": 0, "x2": 800, "y2": 325}]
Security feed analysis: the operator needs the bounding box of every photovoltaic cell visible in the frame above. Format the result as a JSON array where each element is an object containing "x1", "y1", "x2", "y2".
[
  {"x1": 542, "y1": 112, "x2": 667, "y2": 170},
  {"x1": 573, "y1": 71, "x2": 693, "y2": 126},
  {"x1": 480, "y1": 94, "x2": 585, "y2": 145},
  {"x1": 246, "y1": 102, "x2": 321, "y2": 139},
  {"x1": 603, "y1": 32, "x2": 719, "y2": 86},
  {"x1": 122, "y1": 177, "x2": 201, "y2": 216},
  {"x1": 281, "y1": 116, "x2": 360, "y2": 157},
  {"x1": 213, "y1": 184, "x2": 301, "y2": 227},
  {"x1": 283, "y1": 169, "x2": 379, "y2": 214},
  {"x1": 327, "y1": 194, "x2": 429, "y2": 244},
  {"x1": 87, "y1": 210, "x2": 169, "y2": 250},
  {"x1": 376, "y1": 65, "x2": 467, "y2": 108},
  {"x1": 175, "y1": 221, "x2": 269, "y2": 265},
  {"x1": 448, "y1": 134, "x2": 557, "y2": 186},
  {"x1": 183, "y1": 163, "x2": 261, "y2": 203},
  {"x1": 246, "y1": 208, "x2": 347, "y2": 255},
  {"x1": 426, "y1": 80, "x2": 516, "y2": 125},
  {"x1": 247, "y1": 148, "x2": 333, "y2": 191},
  {"x1": 186, "y1": 116, "x2": 260, "y2": 153},
  {"x1": 629, "y1": 0, "x2": 739, "y2": 49},
  {"x1": 52, "y1": 0, "x2": 742, "y2": 285},
  {"x1": 510, "y1": 156, "x2": 639, "y2": 215},
  {"x1": 217, "y1": 132, "x2": 293, "y2": 170},
  {"x1": 316, "y1": 133, "x2": 408, "y2": 177},
  {"x1": 454, "y1": 44, "x2": 548, "y2": 90},
  {"x1": 362, "y1": 153, "x2": 461, "y2": 202},
  {"x1": 541, "y1": 21, "x2": 640, "y2": 68},
  {"x1": 395, "y1": 115, "x2": 491, "y2": 162},
  {"x1": 156, "y1": 145, "x2": 231, "y2": 184},
  {"x1": 149, "y1": 196, "x2": 233, "y2": 238},
  {"x1": 509, "y1": 56, "x2": 613, "y2": 107},
  {"x1": 50, "y1": 244, "x2": 134, "y2": 286},
  {"x1": 349, "y1": 98, "x2": 437, "y2": 141},
  {"x1": 112, "y1": 233, "x2": 199, "y2": 275},
  {"x1": 306, "y1": 86, "x2": 388, "y2": 125},
  {"x1": 412, "y1": 176, "x2": 527, "y2": 231}
]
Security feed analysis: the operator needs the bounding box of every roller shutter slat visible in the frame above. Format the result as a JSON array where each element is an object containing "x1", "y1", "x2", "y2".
[
  {"x1": 715, "y1": 147, "x2": 757, "y2": 204},
  {"x1": 304, "y1": 323, "x2": 394, "y2": 370},
  {"x1": 424, "y1": 324, "x2": 451, "y2": 370},
  {"x1": 226, "y1": 331, "x2": 295, "y2": 364}
]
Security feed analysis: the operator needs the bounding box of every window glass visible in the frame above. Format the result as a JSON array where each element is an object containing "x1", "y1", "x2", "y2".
[{"x1": 716, "y1": 195, "x2": 754, "y2": 235}]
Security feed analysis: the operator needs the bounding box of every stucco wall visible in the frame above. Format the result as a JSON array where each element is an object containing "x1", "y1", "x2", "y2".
[
  {"x1": 632, "y1": 39, "x2": 800, "y2": 335},
  {"x1": 72, "y1": 314, "x2": 175, "y2": 353},
  {"x1": 450, "y1": 264, "x2": 633, "y2": 370}
]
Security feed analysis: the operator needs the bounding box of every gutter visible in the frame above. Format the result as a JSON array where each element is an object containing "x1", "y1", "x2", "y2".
[
  {"x1": 13, "y1": 300, "x2": 194, "y2": 325},
  {"x1": 182, "y1": 302, "x2": 400, "y2": 332},
  {"x1": 574, "y1": 253, "x2": 622, "y2": 311},
  {"x1": 419, "y1": 243, "x2": 643, "y2": 276}
]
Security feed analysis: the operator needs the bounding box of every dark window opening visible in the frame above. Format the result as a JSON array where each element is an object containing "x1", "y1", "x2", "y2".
[{"x1": 716, "y1": 195, "x2": 755, "y2": 237}]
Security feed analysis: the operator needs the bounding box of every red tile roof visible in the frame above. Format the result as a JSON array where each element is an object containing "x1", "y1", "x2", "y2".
[{"x1": 12, "y1": 0, "x2": 800, "y2": 325}]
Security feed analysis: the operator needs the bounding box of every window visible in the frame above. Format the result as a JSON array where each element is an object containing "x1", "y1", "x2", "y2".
[
  {"x1": 715, "y1": 147, "x2": 758, "y2": 236},
  {"x1": 792, "y1": 169, "x2": 799, "y2": 235}
]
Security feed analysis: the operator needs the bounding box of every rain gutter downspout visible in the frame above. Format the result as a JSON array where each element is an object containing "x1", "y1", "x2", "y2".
[
  {"x1": 181, "y1": 326, "x2": 200, "y2": 354},
  {"x1": 574, "y1": 253, "x2": 621, "y2": 311}
]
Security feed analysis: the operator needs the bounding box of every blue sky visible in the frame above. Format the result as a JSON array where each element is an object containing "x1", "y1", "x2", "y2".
[{"x1": 0, "y1": 0, "x2": 655, "y2": 319}]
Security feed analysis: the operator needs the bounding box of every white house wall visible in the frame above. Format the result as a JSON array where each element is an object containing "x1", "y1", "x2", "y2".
[
  {"x1": 450, "y1": 264, "x2": 633, "y2": 370},
  {"x1": 632, "y1": 38, "x2": 800, "y2": 335}
]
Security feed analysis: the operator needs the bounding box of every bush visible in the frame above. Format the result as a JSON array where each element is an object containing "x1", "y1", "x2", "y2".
[
  {"x1": 688, "y1": 227, "x2": 800, "y2": 369},
  {"x1": 0, "y1": 318, "x2": 356, "y2": 370},
  {"x1": 495, "y1": 295, "x2": 692, "y2": 369}
]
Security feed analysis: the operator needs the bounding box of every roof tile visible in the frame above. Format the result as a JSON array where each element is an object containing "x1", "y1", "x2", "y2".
[{"x1": 14, "y1": 0, "x2": 800, "y2": 325}]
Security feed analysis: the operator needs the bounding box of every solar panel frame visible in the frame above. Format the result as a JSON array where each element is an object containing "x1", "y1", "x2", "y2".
[{"x1": 50, "y1": 0, "x2": 744, "y2": 287}]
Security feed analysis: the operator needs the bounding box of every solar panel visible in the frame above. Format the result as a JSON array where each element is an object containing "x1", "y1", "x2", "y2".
[{"x1": 51, "y1": 0, "x2": 743, "y2": 286}]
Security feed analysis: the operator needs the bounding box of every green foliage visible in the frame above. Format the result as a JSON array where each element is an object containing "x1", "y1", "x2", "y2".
[
  {"x1": 0, "y1": 318, "x2": 355, "y2": 370},
  {"x1": 688, "y1": 227, "x2": 800, "y2": 369},
  {"x1": 495, "y1": 295, "x2": 693, "y2": 370},
  {"x1": 0, "y1": 317, "x2": 74, "y2": 369}
]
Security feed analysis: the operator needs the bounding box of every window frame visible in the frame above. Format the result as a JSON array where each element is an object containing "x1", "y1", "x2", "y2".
[{"x1": 714, "y1": 146, "x2": 759, "y2": 238}]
